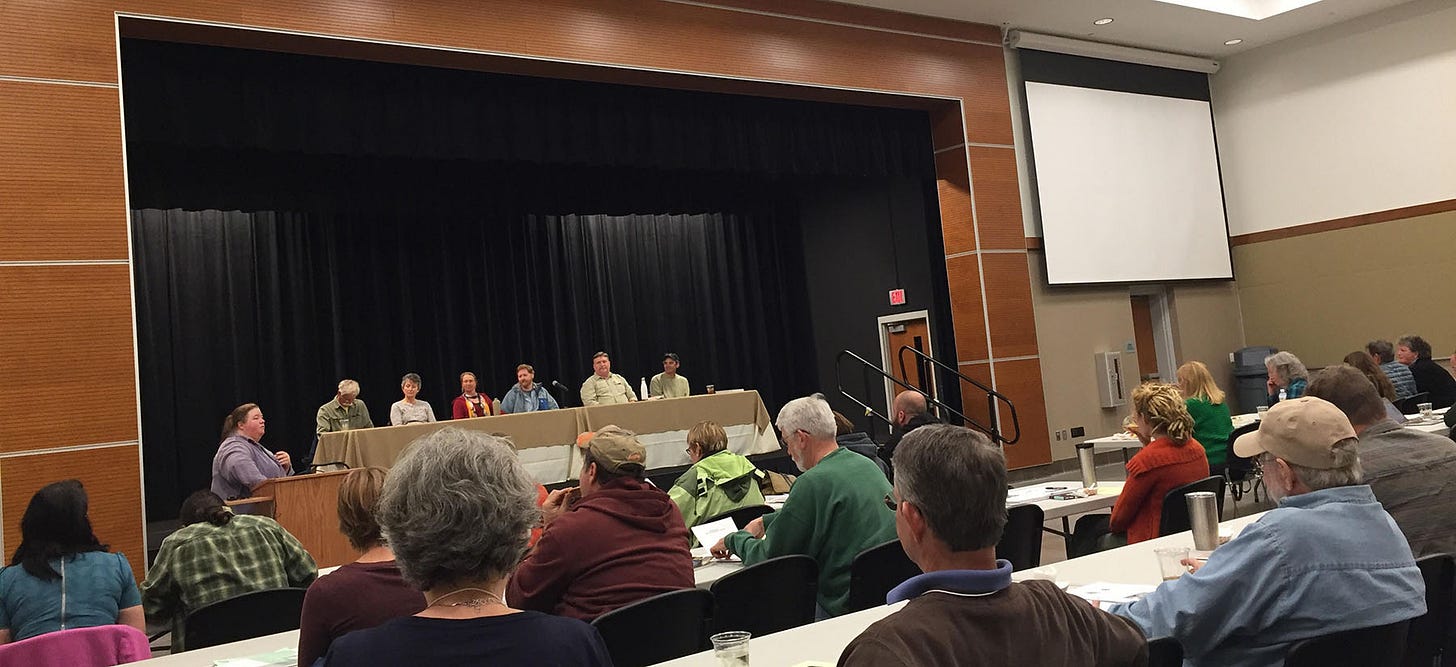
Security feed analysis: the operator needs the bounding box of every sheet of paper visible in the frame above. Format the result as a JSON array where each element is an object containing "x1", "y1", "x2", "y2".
[
  {"x1": 214, "y1": 648, "x2": 298, "y2": 667},
  {"x1": 1066, "y1": 582, "x2": 1157, "y2": 604},
  {"x1": 690, "y1": 517, "x2": 740, "y2": 551},
  {"x1": 1006, "y1": 486, "x2": 1056, "y2": 505}
]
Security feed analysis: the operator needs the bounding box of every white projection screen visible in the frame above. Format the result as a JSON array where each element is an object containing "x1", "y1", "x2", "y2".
[{"x1": 1024, "y1": 81, "x2": 1233, "y2": 285}]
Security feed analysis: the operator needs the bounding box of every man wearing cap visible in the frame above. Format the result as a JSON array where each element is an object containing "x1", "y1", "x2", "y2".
[
  {"x1": 649, "y1": 352, "x2": 690, "y2": 399},
  {"x1": 1105, "y1": 397, "x2": 1425, "y2": 666},
  {"x1": 506, "y1": 425, "x2": 692, "y2": 621},
  {"x1": 580, "y1": 352, "x2": 637, "y2": 406}
]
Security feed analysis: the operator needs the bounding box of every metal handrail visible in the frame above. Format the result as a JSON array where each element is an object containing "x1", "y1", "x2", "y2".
[
  {"x1": 834, "y1": 349, "x2": 940, "y2": 427},
  {"x1": 896, "y1": 345, "x2": 1021, "y2": 445},
  {"x1": 836, "y1": 349, "x2": 1020, "y2": 445}
]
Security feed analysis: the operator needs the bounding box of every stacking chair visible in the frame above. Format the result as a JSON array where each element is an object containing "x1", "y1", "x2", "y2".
[
  {"x1": 710, "y1": 554, "x2": 817, "y2": 636},
  {"x1": 1158, "y1": 476, "x2": 1225, "y2": 537},
  {"x1": 591, "y1": 588, "x2": 713, "y2": 667},
  {"x1": 1283, "y1": 620, "x2": 1410, "y2": 667},
  {"x1": 844, "y1": 540, "x2": 922, "y2": 614},
  {"x1": 1146, "y1": 636, "x2": 1184, "y2": 667},
  {"x1": 1404, "y1": 553, "x2": 1455, "y2": 667},
  {"x1": 995, "y1": 504, "x2": 1045, "y2": 570},
  {"x1": 700, "y1": 504, "x2": 775, "y2": 530},
  {"x1": 182, "y1": 587, "x2": 307, "y2": 651},
  {"x1": 0, "y1": 625, "x2": 151, "y2": 666},
  {"x1": 1222, "y1": 423, "x2": 1264, "y2": 508}
]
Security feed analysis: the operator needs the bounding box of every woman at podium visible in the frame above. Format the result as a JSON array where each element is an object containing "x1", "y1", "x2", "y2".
[{"x1": 211, "y1": 403, "x2": 292, "y2": 512}]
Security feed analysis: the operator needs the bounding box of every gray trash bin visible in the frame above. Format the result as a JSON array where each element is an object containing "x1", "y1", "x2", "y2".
[{"x1": 1232, "y1": 346, "x2": 1277, "y2": 414}]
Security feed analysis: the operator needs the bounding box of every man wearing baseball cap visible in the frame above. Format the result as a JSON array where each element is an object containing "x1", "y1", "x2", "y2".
[
  {"x1": 507, "y1": 425, "x2": 693, "y2": 621},
  {"x1": 1106, "y1": 397, "x2": 1425, "y2": 666}
]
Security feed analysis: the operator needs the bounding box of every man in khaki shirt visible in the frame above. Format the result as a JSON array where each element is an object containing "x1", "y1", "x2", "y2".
[
  {"x1": 580, "y1": 351, "x2": 637, "y2": 405},
  {"x1": 649, "y1": 352, "x2": 690, "y2": 399}
]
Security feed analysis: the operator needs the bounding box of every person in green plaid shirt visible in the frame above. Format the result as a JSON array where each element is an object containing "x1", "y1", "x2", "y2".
[{"x1": 141, "y1": 490, "x2": 316, "y2": 648}]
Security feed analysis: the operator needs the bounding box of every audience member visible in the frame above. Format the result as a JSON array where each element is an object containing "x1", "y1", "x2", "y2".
[
  {"x1": 507, "y1": 426, "x2": 691, "y2": 621},
  {"x1": 140, "y1": 491, "x2": 316, "y2": 649},
  {"x1": 1367, "y1": 339, "x2": 1418, "y2": 399},
  {"x1": 1264, "y1": 351, "x2": 1308, "y2": 404},
  {"x1": 1106, "y1": 397, "x2": 1426, "y2": 666},
  {"x1": 579, "y1": 352, "x2": 637, "y2": 405},
  {"x1": 1176, "y1": 361, "x2": 1234, "y2": 471},
  {"x1": 1342, "y1": 351, "x2": 1407, "y2": 422},
  {"x1": 298, "y1": 468, "x2": 426, "y2": 666},
  {"x1": 500, "y1": 364, "x2": 559, "y2": 413},
  {"x1": 650, "y1": 352, "x2": 691, "y2": 398},
  {"x1": 880, "y1": 390, "x2": 940, "y2": 463},
  {"x1": 1397, "y1": 335, "x2": 1456, "y2": 408},
  {"x1": 834, "y1": 411, "x2": 891, "y2": 477},
  {"x1": 668, "y1": 421, "x2": 766, "y2": 539},
  {"x1": 211, "y1": 403, "x2": 290, "y2": 509},
  {"x1": 0, "y1": 481, "x2": 144, "y2": 643},
  {"x1": 711, "y1": 394, "x2": 895, "y2": 618},
  {"x1": 1306, "y1": 366, "x2": 1456, "y2": 557},
  {"x1": 388, "y1": 373, "x2": 437, "y2": 426},
  {"x1": 838, "y1": 425, "x2": 1147, "y2": 666},
  {"x1": 323, "y1": 429, "x2": 610, "y2": 665},
  {"x1": 317, "y1": 379, "x2": 374, "y2": 433},
  {"x1": 1070, "y1": 383, "x2": 1209, "y2": 555},
  {"x1": 451, "y1": 371, "x2": 497, "y2": 418}
]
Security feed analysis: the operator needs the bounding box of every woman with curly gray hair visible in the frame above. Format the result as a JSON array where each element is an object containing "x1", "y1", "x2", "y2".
[{"x1": 321, "y1": 428, "x2": 611, "y2": 665}]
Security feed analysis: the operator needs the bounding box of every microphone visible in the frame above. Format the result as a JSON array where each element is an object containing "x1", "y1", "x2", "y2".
[{"x1": 551, "y1": 380, "x2": 569, "y2": 391}]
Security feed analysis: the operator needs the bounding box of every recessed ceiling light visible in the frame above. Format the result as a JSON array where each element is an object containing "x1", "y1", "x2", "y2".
[
  {"x1": 1224, "y1": 38, "x2": 1243, "y2": 45},
  {"x1": 1093, "y1": 17, "x2": 1115, "y2": 25}
]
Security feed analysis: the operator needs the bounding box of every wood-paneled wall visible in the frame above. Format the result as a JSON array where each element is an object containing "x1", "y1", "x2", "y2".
[{"x1": 0, "y1": 0, "x2": 1054, "y2": 576}]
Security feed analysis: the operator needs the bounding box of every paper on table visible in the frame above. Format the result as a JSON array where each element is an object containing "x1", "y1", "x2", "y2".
[
  {"x1": 1066, "y1": 582, "x2": 1157, "y2": 604},
  {"x1": 1006, "y1": 486, "x2": 1056, "y2": 505},
  {"x1": 690, "y1": 517, "x2": 740, "y2": 551},
  {"x1": 214, "y1": 648, "x2": 298, "y2": 667}
]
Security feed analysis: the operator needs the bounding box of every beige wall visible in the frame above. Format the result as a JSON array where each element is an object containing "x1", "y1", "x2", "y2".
[
  {"x1": 1235, "y1": 209, "x2": 1456, "y2": 369},
  {"x1": 1167, "y1": 282, "x2": 1248, "y2": 411}
]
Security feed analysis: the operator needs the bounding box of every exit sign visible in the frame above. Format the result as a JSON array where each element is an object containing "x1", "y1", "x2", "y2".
[{"x1": 888, "y1": 288, "x2": 906, "y2": 306}]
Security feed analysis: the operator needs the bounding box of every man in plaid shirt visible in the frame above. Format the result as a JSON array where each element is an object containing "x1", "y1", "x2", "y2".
[{"x1": 141, "y1": 491, "x2": 316, "y2": 648}]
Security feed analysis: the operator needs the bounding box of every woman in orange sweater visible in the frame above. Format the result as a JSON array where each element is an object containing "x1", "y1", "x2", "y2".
[{"x1": 1107, "y1": 383, "x2": 1210, "y2": 544}]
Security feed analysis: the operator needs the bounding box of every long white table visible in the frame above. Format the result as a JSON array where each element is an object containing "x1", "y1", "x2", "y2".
[{"x1": 130, "y1": 630, "x2": 299, "y2": 665}]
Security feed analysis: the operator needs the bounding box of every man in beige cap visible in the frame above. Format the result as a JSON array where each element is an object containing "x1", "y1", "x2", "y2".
[
  {"x1": 1105, "y1": 397, "x2": 1425, "y2": 667},
  {"x1": 506, "y1": 425, "x2": 692, "y2": 621}
]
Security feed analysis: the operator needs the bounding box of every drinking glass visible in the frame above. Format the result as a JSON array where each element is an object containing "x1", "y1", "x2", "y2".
[
  {"x1": 1154, "y1": 547, "x2": 1191, "y2": 582},
  {"x1": 711, "y1": 631, "x2": 750, "y2": 666}
]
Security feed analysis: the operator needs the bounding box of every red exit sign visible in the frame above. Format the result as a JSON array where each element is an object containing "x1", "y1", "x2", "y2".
[{"x1": 888, "y1": 288, "x2": 906, "y2": 306}]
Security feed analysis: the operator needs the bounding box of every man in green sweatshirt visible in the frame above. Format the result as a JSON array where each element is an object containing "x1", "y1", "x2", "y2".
[{"x1": 711, "y1": 393, "x2": 895, "y2": 617}]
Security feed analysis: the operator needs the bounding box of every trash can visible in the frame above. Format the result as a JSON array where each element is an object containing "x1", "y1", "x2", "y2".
[{"x1": 1232, "y1": 346, "x2": 1277, "y2": 413}]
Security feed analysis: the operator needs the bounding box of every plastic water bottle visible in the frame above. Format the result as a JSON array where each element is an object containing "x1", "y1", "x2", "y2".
[{"x1": 1278, "y1": 387, "x2": 1287, "y2": 403}]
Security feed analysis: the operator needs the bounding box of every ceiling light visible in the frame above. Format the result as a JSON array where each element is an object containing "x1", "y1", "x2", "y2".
[
  {"x1": 1224, "y1": 38, "x2": 1243, "y2": 45},
  {"x1": 1093, "y1": 18, "x2": 1115, "y2": 25}
]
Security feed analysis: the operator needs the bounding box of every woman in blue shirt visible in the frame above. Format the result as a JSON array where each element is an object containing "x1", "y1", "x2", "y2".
[{"x1": 0, "y1": 480, "x2": 144, "y2": 643}]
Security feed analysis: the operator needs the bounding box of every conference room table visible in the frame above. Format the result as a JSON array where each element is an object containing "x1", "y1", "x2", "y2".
[{"x1": 1088, "y1": 407, "x2": 1450, "y2": 458}]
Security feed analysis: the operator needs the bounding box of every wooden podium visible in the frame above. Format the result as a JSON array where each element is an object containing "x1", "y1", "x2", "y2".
[{"x1": 246, "y1": 470, "x2": 356, "y2": 569}]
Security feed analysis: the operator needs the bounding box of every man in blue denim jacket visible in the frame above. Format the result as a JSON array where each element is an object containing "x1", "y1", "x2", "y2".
[{"x1": 1107, "y1": 397, "x2": 1426, "y2": 666}]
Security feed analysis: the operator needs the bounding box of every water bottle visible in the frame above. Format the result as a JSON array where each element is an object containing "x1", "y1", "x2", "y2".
[
  {"x1": 640, "y1": 377, "x2": 648, "y2": 400},
  {"x1": 1278, "y1": 387, "x2": 1287, "y2": 403}
]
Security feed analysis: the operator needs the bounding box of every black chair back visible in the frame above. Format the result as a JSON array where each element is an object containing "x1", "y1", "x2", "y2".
[
  {"x1": 1147, "y1": 636, "x2": 1184, "y2": 667},
  {"x1": 995, "y1": 504, "x2": 1044, "y2": 570},
  {"x1": 1404, "y1": 553, "x2": 1455, "y2": 667},
  {"x1": 182, "y1": 588, "x2": 307, "y2": 651},
  {"x1": 1159, "y1": 475, "x2": 1225, "y2": 536},
  {"x1": 1284, "y1": 620, "x2": 1411, "y2": 667},
  {"x1": 591, "y1": 588, "x2": 713, "y2": 667},
  {"x1": 844, "y1": 539, "x2": 922, "y2": 614},
  {"x1": 1225, "y1": 423, "x2": 1260, "y2": 480},
  {"x1": 701, "y1": 504, "x2": 775, "y2": 530},
  {"x1": 1394, "y1": 392, "x2": 1430, "y2": 416},
  {"x1": 710, "y1": 555, "x2": 817, "y2": 636}
]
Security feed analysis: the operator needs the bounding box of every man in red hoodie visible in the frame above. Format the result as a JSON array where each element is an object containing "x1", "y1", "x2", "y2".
[{"x1": 506, "y1": 425, "x2": 694, "y2": 621}]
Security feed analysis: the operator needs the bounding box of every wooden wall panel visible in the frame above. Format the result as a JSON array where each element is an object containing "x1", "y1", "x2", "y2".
[
  {"x1": 992, "y1": 358, "x2": 1053, "y2": 469},
  {"x1": 0, "y1": 0, "x2": 117, "y2": 82},
  {"x1": 0, "y1": 81, "x2": 127, "y2": 261},
  {"x1": 968, "y1": 146, "x2": 1025, "y2": 251},
  {"x1": 981, "y1": 253, "x2": 1039, "y2": 359},
  {"x1": 956, "y1": 362, "x2": 994, "y2": 434},
  {"x1": 930, "y1": 103, "x2": 967, "y2": 152},
  {"x1": 935, "y1": 149, "x2": 975, "y2": 256},
  {"x1": 958, "y1": 46, "x2": 1016, "y2": 147},
  {"x1": 1, "y1": 444, "x2": 145, "y2": 581},
  {"x1": 944, "y1": 254, "x2": 988, "y2": 363},
  {"x1": 0, "y1": 266, "x2": 137, "y2": 452}
]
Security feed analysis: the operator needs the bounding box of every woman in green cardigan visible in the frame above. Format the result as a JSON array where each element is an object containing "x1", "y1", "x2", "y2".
[{"x1": 1176, "y1": 361, "x2": 1234, "y2": 471}]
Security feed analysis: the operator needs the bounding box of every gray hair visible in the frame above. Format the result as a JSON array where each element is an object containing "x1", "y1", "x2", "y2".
[
  {"x1": 401, "y1": 373, "x2": 422, "y2": 387},
  {"x1": 893, "y1": 424, "x2": 1007, "y2": 551},
  {"x1": 776, "y1": 394, "x2": 836, "y2": 441},
  {"x1": 1264, "y1": 438, "x2": 1363, "y2": 493},
  {"x1": 377, "y1": 427, "x2": 541, "y2": 590},
  {"x1": 1264, "y1": 351, "x2": 1308, "y2": 385},
  {"x1": 337, "y1": 378, "x2": 361, "y2": 397},
  {"x1": 1366, "y1": 340, "x2": 1395, "y2": 364}
]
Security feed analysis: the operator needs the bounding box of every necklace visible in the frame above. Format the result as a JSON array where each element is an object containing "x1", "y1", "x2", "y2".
[{"x1": 425, "y1": 586, "x2": 505, "y2": 609}]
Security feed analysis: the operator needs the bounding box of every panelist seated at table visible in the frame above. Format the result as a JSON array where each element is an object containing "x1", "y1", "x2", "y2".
[
  {"x1": 317, "y1": 379, "x2": 375, "y2": 433},
  {"x1": 0, "y1": 480, "x2": 146, "y2": 644},
  {"x1": 323, "y1": 429, "x2": 611, "y2": 666},
  {"x1": 839, "y1": 425, "x2": 1148, "y2": 666},
  {"x1": 1069, "y1": 383, "x2": 1208, "y2": 556},
  {"x1": 1105, "y1": 397, "x2": 1426, "y2": 667},
  {"x1": 500, "y1": 364, "x2": 560, "y2": 413},
  {"x1": 649, "y1": 352, "x2": 690, "y2": 398},
  {"x1": 452, "y1": 371, "x2": 497, "y2": 419},
  {"x1": 1397, "y1": 334, "x2": 1456, "y2": 409},
  {"x1": 140, "y1": 491, "x2": 317, "y2": 650},
  {"x1": 211, "y1": 403, "x2": 291, "y2": 510},
  {"x1": 507, "y1": 426, "x2": 692, "y2": 621},
  {"x1": 389, "y1": 372, "x2": 437, "y2": 426},
  {"x1": 580, "y1": 351, "x2": 637, "y2": 406},
  {"x1": 668, "y1": 420, "x2": 766, "y2": 541},
  {"x1": 1264, "y1": 351, "x2": 1308, "y2": 405},
  {"x1": 297, "y1": 467, "x2": 426, "y2": 667},
  {"x1": 711, "y1": 394, "x2": 896, "y2": 618}
]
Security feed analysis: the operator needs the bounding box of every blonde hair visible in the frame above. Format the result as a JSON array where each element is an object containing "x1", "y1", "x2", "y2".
[
  {"x1": 1133, "y1": 382, "x2": 1194, "y2": 444},
  {"x1": 1176, "y1": 361, "x2": 1225, "y2": 405},
  {"x1": 337, "y1": 467, "x2": 388, "y2": 550},
  {"x1": 687, "y1": 421, "x2": 728, "y2": 455}
]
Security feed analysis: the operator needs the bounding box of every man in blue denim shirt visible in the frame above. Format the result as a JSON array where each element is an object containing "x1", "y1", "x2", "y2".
[
  {"x1": 500, "y1": 364, "x2": 560, "y2": 413},
  {"x1": 1107, "y1": 397, "x2": 1425, "y2": 666}
]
